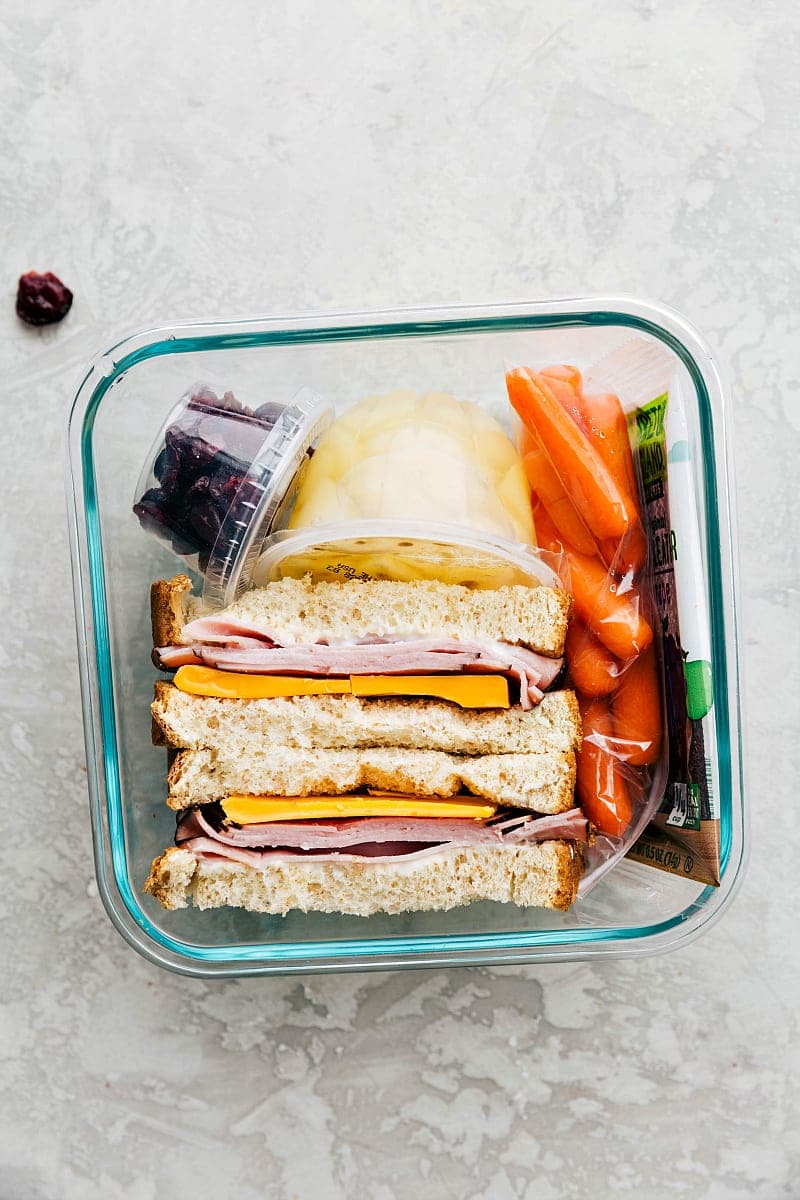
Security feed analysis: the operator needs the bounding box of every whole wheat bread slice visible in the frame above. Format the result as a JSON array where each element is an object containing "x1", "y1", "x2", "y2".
[
  {"x1": 165, "y1": 744, "x2": 576, "y2": 813},
  {"x1": 150, "y1": 574, "x2": 571, "y2": 656},
  {"x1": 151, "y1": 682, "x2": 581, "y2": 756},
  {"x1": 145, "y1": 840, "x2": 583, "y2": 915}
]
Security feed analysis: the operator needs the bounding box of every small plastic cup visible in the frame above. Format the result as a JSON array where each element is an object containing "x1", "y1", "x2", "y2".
[{"x1": 133, "y1": 384, "x2": 333, "y2": 607}]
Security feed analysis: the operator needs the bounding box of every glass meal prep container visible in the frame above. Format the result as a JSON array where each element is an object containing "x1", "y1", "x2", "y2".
[{"x1": 66, "y1": 298, "x2": 745, "y2": 977}]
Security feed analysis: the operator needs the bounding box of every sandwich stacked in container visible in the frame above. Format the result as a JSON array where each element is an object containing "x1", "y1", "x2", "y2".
[
  {"x1": 138, "y1": 382, "x2": 606, "y2": 918},
  {"x1": 146, "y1": 572, "x2": 587, "y2": 914}
]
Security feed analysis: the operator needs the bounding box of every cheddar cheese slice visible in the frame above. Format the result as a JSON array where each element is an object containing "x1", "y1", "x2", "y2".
[
  {"x1": 351, "y1": 674, "x2": 509, "y2": 708},
  {"x1": 173, "y1": 665, "x2": 510, "y2": 708},
  {"x1": 221, "y1": 794, "x2": 498, "y2": 824},
  {"x1": 173, "y1": 666, "x2": 350, "y2": 700}
]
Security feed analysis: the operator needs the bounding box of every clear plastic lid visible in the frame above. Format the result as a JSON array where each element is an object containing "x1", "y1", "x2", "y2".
[
  {"x1": 132, "y1": 385, "x2": 333, "y2": 608},
  {"x1": 252, "y1": 518, "x2": 562, "y2": 590}
]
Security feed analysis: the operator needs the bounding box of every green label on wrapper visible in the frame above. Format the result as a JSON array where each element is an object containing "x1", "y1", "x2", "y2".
[
  {"x1": 634, "y1": 393, "x2": 667, "y2": 445},
  {"x1": 634, "y1": 393, "x2": 669, "y2": 504}
]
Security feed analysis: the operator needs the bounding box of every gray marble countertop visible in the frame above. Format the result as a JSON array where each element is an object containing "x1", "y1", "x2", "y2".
[{"x1": 2, "y1": 2, "x2": 798, "y2": 1197}]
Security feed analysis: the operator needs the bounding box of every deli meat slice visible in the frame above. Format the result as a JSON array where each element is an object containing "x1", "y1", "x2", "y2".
[
  {"x1": 156, "y1": 645, "x2": 204, "y2": 668},
  {"x1": 182, "y1": 836, "x2": 450, "y2": 867},
  {"x1": 160, "y1": 638, "x2": 563, "y2": 709},
  {"x1": 201, "y1": 643, "x2": 481, "y2": 673},
  {"x1": 180, "y1": 807, "x2": 506, "y2": 849},
  {"x1": 499, "y1": 807, "x2": 589, "y2": 842},
  {"x1": 175, "y1": 806, "x2": 590, "y2": 864},
  {"x1": 180, "y1": 616, "x2": 278, "y2": 646}
]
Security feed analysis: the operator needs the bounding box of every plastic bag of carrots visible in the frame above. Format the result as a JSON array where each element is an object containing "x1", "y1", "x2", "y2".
[{"x1": 506, "y1": 364, "x2": 664, "y2": 848}]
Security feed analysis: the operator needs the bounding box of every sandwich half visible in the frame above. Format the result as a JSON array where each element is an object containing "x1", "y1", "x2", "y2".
[{"x1": 144, "y1": 574, "x2": 588, "y2": 915}]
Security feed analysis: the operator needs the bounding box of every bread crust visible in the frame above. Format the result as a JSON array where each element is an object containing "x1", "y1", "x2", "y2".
[
  {"x1": 145, "y1": 847, "x2": 198, "y2": 908},
  {"x1": 145, "y1": 841, "x2": 584, "y2": 915},
  {"x1": 150, "y1": 575, "x2": 193, "y2": 648},
  {"x1": 151, "y1": 680, "x2": 173, "y2": 746}
]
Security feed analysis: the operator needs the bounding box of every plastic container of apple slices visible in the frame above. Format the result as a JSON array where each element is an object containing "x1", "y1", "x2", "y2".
[{"x1": 66, "y1": 298, "x2": 744, "y2": 976}]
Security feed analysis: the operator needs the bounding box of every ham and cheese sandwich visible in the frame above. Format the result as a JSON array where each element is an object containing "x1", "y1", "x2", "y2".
[
  {"x1": 151, "y1": 573, "x2": 570, "y2": 707},
  {"x1": 144, "y1": 574, "x2": 588, "y2": 915}
]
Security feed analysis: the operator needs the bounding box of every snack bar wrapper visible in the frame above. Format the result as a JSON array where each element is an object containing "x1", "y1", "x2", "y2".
[{"x1": 585, "y1": 341, "x2": 720, "y2": 887}]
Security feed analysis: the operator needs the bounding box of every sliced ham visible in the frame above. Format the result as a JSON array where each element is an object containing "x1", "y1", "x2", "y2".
[
  {"x1": 179, "y1": 806, "x2": 507, "y2": 849},
  {"x1": 182, "y1": 836, "x2": 450, "y2": 867},
  {"x1": 499, "y1": 807, "x2": 590, "y2": 843},
  {"x1": 167, "y1": 638, "x2": 562, "y2": 710},
  {"x1": 180, "y1": 616, "x2": 278, "y2": 646},
  {"x1": 156, "y1": 645, "x2": 204, "y2": 668},
  {"x1": 198, "y1": 642, "x2": 476, "y2": 673},
  {"x1": 174, "y1": 805, "x2": 589, "y2": 865}
]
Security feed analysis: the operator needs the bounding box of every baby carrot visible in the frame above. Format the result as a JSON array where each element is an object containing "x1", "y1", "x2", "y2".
[
  {"x1": 580, "y1": 392, "x2": 640, "y2": 504},
  {"x1": 538, "y1": 370, "x2": 586, "y2": 431},
  {"x1": 565, "y1": 617, "x2": 619, "y2": 698},
  {"x1": 527, "y1": 374, "x2": 646, "y2": 574},
  {"x1": 506, "y1": 368, "x2": 631, "y2": 542},
  {"x1": 540, "y1": 363, "x2": 583, "y2": 393},
  {"x1": 599, "y1": 524, "x2": 648, "y2": 577},
  {"x1": 520, "y1": 428, "x2": 598, "y2": 557},
  {"x1": 611, "y1": 643, "x2": 663, "y2": 765},
  {"x1": 534, "y1": 502, "x2": 652, "y2": 660},
  {"x1": 576, "y1": 697, "x2": 634, "y2": 837},
  {"x1": 580, "y1": 391, "x2": 648, "y2": 574}
]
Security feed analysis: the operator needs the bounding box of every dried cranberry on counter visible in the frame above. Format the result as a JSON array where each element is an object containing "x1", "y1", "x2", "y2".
[{"x1": 16, "y1": 271, "x2": 74, "y2": 326}]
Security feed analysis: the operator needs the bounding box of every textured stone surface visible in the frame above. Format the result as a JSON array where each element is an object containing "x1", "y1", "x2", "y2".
[{"x1": 1, "y1": 1, "x2": 798, "y2": 1197}]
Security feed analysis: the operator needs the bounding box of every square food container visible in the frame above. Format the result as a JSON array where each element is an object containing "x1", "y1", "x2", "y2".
[{"x1": 66, "y1": 298, "x2": 745, "y2": 977}]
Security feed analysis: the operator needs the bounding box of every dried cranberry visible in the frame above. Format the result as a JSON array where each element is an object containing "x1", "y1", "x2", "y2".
[
  {"x1": 153, "y1": 443, "x2": 181, "y2": 491},
  {"x1": 189, "y1": 388, "x2": 243, "y2": 416},
  {"x1": 209, "y1": 471, "x2": 244, "y2": 508},
  {"x1": 185, "y1": 477, "x2": 224, "y2": 545},
  {"x1": 133, "y1": 488, "x2": 172, "y2": 530},
  {"x1": 187, "y1": 386, "x2": 221, "y2": 411},
  {"x1": 253, "y1": 401, "x2": 285, "y2": 429},
  {"x1": 16, "y1": 271, "x2": 73, "y2": 326},
  {"x1": 134, "y1": 488, "x2": 200, "y2": 555},
  {"x1": 165, "y1": 428, "x2": 218, "y2": 482},
  {"x1": 230, "y1": 476, "x2": 263, "y2": 510},
  {"x1": 217, "y1": 390, "x2": 245, "y2": 415},
  {"x1": 168, "y1": 527, "x2": 203, "y2": 557}
]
